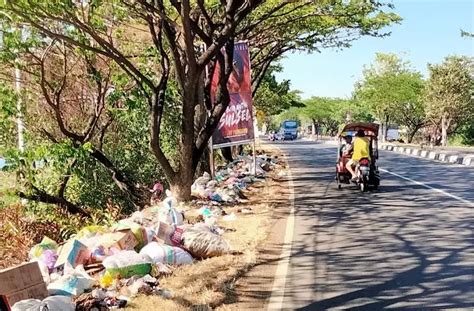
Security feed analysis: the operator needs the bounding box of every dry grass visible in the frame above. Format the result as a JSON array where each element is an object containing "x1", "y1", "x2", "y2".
[{"x1": 127, "y1": 156, "x2": 285, "y2": 310}]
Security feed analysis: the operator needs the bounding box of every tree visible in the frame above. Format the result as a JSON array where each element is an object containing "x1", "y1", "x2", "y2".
[
  {"x1": 0, "y1": 84, "x2": 17, "y2": 153},
  {"x1": 425, "y1": 56, "x2": 473, "y2": 146},
  {"x1": 254, "y1": 64, "x2": 303, "y2": 131},
  {"x1": 301, "y1": 97, "x2": 359, "y2": 136},
  {"x1": 240, "y1": 1, "x2": 401, "y2": 95},
  {"x1": 1, "y1": 1, "x2": 400, "y2": 201},
  {"x1": 354, "y1": 53, "x2": 425, "y2": 142}
]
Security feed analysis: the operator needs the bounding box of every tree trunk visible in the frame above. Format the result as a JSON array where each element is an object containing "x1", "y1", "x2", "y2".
[
  {"x1": 171, "y1": 168, "x2": 194, "y2": 201},
  {"x1": 383, "y1": 115, "x2": 390, "y2": 142},
  {"x1": 18, "y1": 188, "x2": 90, "y2": 217},
  {"x1": 311, "y1": 120, "x2": 316, "y2": 135},
  {"x1": 441, "y1": 115, "x2": 449, "y2": 147},
  {"x1": 196, "y1": 146, "x2": 211, "y2": 178},
  {"x1": 233, "y1": 145, "x2": 244, "y2": 157},
  {"x1": 90, "y1": 148, "x2": 147, "y2": 206},
  {"x1": 221, "y1": 147, "x2": 233, "y2": 162},
  {"x1": 407, "y1": 129, "x2": 415, "y2": 143}
]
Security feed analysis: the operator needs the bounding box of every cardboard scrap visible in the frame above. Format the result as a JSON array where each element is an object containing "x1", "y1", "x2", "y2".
[
  {"x1": 0, "y1": 262, "x2": 48, "y2": 308},
  {"x1": 55, "y1": 239, "x2": 91, "y2": 269},
  {"x1": 98, "y1": 229, "x2": 138, "y2": 251}
]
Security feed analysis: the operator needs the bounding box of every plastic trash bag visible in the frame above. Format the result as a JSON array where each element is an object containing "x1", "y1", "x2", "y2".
[
  {"x1": 12, "y1": 296, "x2": 75, "y2": 311},
  {"x1": 102, "y1": 250, "x2": 152, "y2": 278},
  {"x1": 181, "y1": 228, "x2": 231, "y2": 259},
  {"x1": 29, "y1": 237, "x2": 58, "y2": 259},
  {"x1": 47, "y1": 265, "x2": 95, "y2": 296},
  {"x1": 140, "y1": 242, "x2": 193, "y2": 265},
  {"x1": 41, "y1": 296, "x2": 75, "y2": 311},
  {"x1": 11, "y1": 299, "x2": 41, "y2": 311},
  {"x1": 39, "y1": 249, "x2": 58, "y2": 271}
]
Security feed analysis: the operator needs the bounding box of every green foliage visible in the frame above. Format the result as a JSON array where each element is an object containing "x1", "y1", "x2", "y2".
[
  {"x1": 254, "y1": 65, "x2": 303, "y2": 129},
  {"x1": 0, "y1": 0, "x2": 403, "y2": 208},
  {"x1": 242, "y1": 0, "x2": 401, "y2": 79},
  {"x1": 0, "y1": 84, "x2": 18, "y2": 153},
  {"x1": 354, "y1": 53, "x2": 425, "y2": 142},
  {"x1": 299, "y1": 97, "x2": 370, "y2": 135},
  {"x1": 425, "y1": 56, "x2": 473, "y2": 127}
]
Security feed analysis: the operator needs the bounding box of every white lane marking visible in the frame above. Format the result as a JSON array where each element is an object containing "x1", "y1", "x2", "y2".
[
  {"x1": 380, "y1": 168, "x2": 474, "y2": 207},
  {"x1": 267, "y1": 154, "x2": 296, "y2": 310}
]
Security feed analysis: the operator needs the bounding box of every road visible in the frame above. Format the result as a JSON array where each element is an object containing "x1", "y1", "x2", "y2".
[{"x1": 268, "y1": 140, "x2": 474, "y2": 310}]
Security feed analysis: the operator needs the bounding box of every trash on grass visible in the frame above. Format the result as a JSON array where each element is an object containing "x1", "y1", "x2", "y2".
[{"x1": 140, "y1": 242, "x2": 193, "y2": 265}]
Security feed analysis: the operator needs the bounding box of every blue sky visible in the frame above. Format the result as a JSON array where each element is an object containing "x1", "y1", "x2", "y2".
[{"x1": 275, "y1": 0, "x2": 474, "y2": 99}]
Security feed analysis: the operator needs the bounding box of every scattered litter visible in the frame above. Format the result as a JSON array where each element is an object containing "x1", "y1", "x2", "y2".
[
  {"x1": 54, "y1": 239, "x2": 90, "y2": 269},
  {"x1": 4, "y1": 150, "x2": 279, "y2": 309},
  {"x1": 47, "y1": 265, "x2": 95, "y2": 296},
  {"x1": 181, "y1": 229, "x2": 231, "y2": 259},
  {"x1": 222, "y1": 213, "x2": 237, "y2": 221},
  {"x1": 29, "y1": 237, "x2": 58, "y2": 259},
  {"x1": 140, "y1": 242, "x2": 193, "y2": 265},
  {"x1": 102, "y1": 250, "x2": 152, "y2": 279}
]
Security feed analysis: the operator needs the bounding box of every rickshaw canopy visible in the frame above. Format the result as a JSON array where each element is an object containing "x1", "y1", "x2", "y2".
[{"x1": 339, "y1": 122, "x2": 380, "y2": 138}]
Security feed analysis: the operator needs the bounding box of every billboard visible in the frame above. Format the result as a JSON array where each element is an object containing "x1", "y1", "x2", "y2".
[{"x1": 211, "y1": 42, "x2": 254, "y2": 148}]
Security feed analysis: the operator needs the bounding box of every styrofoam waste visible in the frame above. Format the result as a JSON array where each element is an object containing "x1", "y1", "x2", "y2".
[{"x1": 140, "y1": 242, "x2": 193, "y2": 265}]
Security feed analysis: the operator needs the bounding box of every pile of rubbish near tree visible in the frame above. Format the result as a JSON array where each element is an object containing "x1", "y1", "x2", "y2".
[{"x1": 0, "y1": 154, "x2": 281, "y2": 311}]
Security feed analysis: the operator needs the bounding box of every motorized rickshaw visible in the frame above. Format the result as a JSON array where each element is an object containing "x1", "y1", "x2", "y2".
[{"x1": 336, "y1": 122, "x2": 380, "y2": 191}]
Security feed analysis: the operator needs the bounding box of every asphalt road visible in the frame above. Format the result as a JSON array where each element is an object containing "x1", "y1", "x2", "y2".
[{"x1": 269, "y1": 139, "x2": 474, "y2": 310}]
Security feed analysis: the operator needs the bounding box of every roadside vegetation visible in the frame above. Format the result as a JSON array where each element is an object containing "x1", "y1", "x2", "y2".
[
  {"x1": 0, "y1": 1, "x2": 398, "y2": 230},
  {"x1": 289, "y1": 51, "x2": 473, "y2": 146}
]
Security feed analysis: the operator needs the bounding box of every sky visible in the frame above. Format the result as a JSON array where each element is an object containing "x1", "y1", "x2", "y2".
[{"x1": 275, "y1": 0, "x2": 474, "y2": 99}]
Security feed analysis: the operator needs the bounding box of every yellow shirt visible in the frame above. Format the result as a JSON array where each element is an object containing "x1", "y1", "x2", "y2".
[{"x1": 352, "y1": 137, "x2": 370, "y2": 161}]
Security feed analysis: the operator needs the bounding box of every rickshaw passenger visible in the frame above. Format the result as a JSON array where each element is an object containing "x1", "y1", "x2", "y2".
[
  {"x1": 340, "y1": 135, "x2": 353, "y2": 156},
  {"x1": 346, "y1": 129, "x2": 370, "y2": 181}
]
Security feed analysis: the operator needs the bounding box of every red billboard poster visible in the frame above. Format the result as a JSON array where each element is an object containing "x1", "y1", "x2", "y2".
[{"x1": 211, "y1": 42, "x2": 254, "y2": 148}]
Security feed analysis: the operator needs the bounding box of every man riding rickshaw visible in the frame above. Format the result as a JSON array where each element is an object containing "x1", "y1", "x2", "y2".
[{"x1": 336, "y1": 122, "x2": 380, "y2": 192}]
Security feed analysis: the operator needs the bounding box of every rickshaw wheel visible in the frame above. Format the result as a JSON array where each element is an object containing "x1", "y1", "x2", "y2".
[{"x1": 359, "y1": 180, "x2": 366, "y2": 192}]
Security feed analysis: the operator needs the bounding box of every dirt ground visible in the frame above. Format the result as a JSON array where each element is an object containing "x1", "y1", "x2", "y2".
[{"x1": 127, "y1": 151, "x2": 291, "y2": 310}]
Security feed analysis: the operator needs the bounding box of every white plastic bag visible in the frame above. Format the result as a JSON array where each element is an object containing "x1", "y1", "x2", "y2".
[
  {"x1": 158, "y1": 191, "x2": 184, "y2": 225},
  {"x1": 11, "y1": 297, "x2": 74, "y2": 311},
  {"x1": 140, "y1": 242, "x2": 193, "y2": 265},
  {"x1": 41, "y1": 296, "x2": 75, "y2": 311},
  {"x1": 11, "y1": 299, "x2": 41, "y2": 311},
  {"x1": 47, "y1": 265, "x2": 94, "y2": 296},
  {"x1": 102, "y1": 250, "x2": 151, "y2": 269},
  {"x1": 102, "y1": 250, "x2": 152, "y2": 278}
]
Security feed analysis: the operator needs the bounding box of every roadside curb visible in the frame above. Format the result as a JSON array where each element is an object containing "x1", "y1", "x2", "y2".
[{"x1": 381, "y1": 144, "x2": 474, "y2": 166}]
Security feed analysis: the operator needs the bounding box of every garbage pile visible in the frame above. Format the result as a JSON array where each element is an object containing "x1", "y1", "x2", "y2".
[{"x1": 2, "y1": 153, "x2": 279, "y2": 311}]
